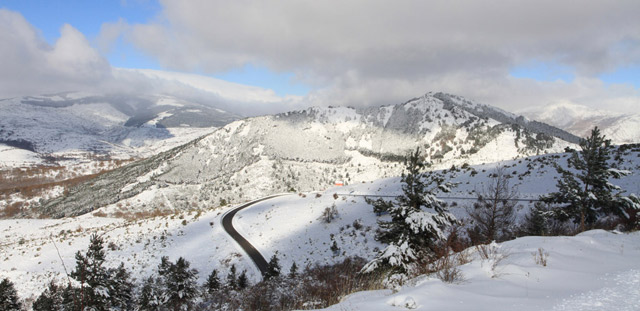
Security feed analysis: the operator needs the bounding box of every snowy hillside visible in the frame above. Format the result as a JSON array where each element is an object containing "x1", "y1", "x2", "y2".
[
  {"x1": 0, "y1": 91, "x2": 236, "y2": 165},
  {"x1": 521, "y1": 102, "x2": 640, "y2": 144},
  {"x1": 38, "y1": 92, "x2": 578, "y2": 218},
  {"x1": 2, "y1": 146, "x2": 639, "y2": 304}
]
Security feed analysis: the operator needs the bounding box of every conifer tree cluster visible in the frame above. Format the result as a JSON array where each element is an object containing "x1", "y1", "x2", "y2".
[
  {"x1": 0, "y1": 278, "x2": 22, "y2": 311},
  {"x1": 543, "y1": 127, "x2": 635, "y2": 231}
]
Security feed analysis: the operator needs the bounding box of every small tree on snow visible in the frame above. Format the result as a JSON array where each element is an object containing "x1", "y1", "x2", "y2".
[
  {"x1": 288, "y1": 262, "x2": 298, "y2": 279},
  {"x1": 264, "y1": 254, "x2": 281, "y2": 280},
  {"x1": 466, "y1": 167, "x2": 517, "y2": 243},
  {"x1": 237, "y1": 270, "x2": 249, "y2": 290},
  {"x1": 226, "y1": 264, "x2": 238, "y2": 290},
  {"x1": 320, "y1": 204, "x2": 339, "y2": 223},
  {"x1": 205, "y1": 269, "x2": 220, "y2": 295},
  {"x1": 363, "y1": 148, "x2": 456, "y2": 274}
]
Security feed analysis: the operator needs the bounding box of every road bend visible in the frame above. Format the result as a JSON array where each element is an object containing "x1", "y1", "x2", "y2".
[{"x1": 221, "y1": 194, "x2": 288, "y2": 277}]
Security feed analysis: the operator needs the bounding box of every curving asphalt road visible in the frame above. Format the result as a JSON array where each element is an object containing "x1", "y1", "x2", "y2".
[{"x1": 221, "y1": 194, "x2": 288, "y2": 277}]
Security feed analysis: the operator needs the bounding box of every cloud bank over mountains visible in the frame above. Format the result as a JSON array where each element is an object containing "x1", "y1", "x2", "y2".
[{"x1": 1, "y1": 1, "x2": 640, "y2": 115}]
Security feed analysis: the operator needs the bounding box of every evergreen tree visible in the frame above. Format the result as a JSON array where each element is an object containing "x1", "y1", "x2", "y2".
[
  {"x1": 237, "y1": 270, "x2": 249, "y2": 290},
  {"x1": 33, "y1": 281, "x2": 63, "y2": 311},
  {"x1": 205, "y1": 269, "x2": 220, "y2": 295},
  {"x1": 543, "y1": 127, "x2": 626, "y2": 231},
  {"x1": 70, "y1": 233, "x2": 111, "y2": 311},
  {"x1": 0, "y1": 278, "x2": 21, "y2": 311},
  {"x1": 159, "y1": 257, "x2": 198, "y2": 311},
  {"x1": 108, "y1": 263, "x2": 134, "y2": 310},
  {"x1": 60, "y1": 284, "x2": 80, "y2": 311},
  {"x1": 226, "y1": 264, "x2": 237, "y2": 290},
  {"x1": 330, "y1": 240, "x2": 340, "y2": 256},
  {"x1": 520, "y1": 202, "x2": 551, "y2": 236},
  {"x1": 364, "y1": 147, "x2": 456, "y2": 274},
  {"x1": 288, "y1": 262, "x2": 298, "y2": 279},
  {"x1": 264, "y1": 254, "x2": 281, "y2": 280},
  {"x1": 138, "y1": 277, "x2": 162, "y2": 311}
]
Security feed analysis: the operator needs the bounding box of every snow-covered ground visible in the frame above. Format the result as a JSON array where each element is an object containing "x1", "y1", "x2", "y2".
[
  {"x1": 1, "y1": 149, "x2": 639, "y2": 307},
  {"x1": 0, "y1": 205, "x2": 257, "y2": 299},
  {"x1": 320, "y1": 230, "x2": 640, "y2": 311}
]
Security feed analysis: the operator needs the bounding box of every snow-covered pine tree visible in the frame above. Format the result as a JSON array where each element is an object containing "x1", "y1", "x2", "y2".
[
  {"x1": 70, "y1": 233, "x2": 111, "y2": 311},
  {"x1": 138, "y1": 277, "x2": 163, "y2": 311},
  {"x1": 226, "y1": 264, "x2": 237, "y2": 290},
  {"x1": 158, "y1": 257, "x2": 198, "y2": 311},
  {"x1": 519, "y1": 202, "x2": 551, "y2": 236},
  {"x1": 33, "y1": 281, "x2": 63, "y2": 311},
  {"x1": 108, "y1": 262, "x2": 134, "y2": 310},
  {"x1": 0, "y1": 278, "x2": 21, "y2": 311},
  {"x1": 363, "y1": 147, "x2": 456, "y2": 274},
  {"x1": 543, "y1": 127, "x2": 627, "y2": 231},
  {"x1": 264, "y1": 254, "x2": 281, "y2": 280},
  {"x1": 205, "y1": 269, "x2": 220, "y2": 295}
]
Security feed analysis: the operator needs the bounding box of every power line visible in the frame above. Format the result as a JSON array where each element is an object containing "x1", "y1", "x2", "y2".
[{"x1": 335, "y1": 193, "x2": 543, "y2": 202}]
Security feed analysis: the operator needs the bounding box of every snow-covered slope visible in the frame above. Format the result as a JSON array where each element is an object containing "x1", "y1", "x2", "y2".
[
  {"x1": 0, "y1": 91, "x2": 237, "y2": 165},
  {"x1": 2, "y1": 146, "x2": 639, "y2": 303},
  {"x1": 521, "y1": 102, "x2": 640, "y2": 144},
  {"x1": 321, "y1": 230, "x2": 640, "y2": 311},
  {"x1": 38, "y1": 92, "x2": 579, "y2": 218}
]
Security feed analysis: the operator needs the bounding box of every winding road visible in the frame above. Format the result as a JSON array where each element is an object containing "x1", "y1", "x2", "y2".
[{"x1": 221, "y1": 194, "x2": 288, "y2": 277}]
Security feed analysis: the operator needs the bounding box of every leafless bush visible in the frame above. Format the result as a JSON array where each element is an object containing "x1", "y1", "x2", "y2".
[
  {"x1": 320, "y1": 204, "x2": 339, "y2": 223},
  {"x1": 532, "y1": 248, "x2": 549, "y2": 267},
  {"x1": 475, "y1": 242, "x2": 510, "y2": 278},
  {"x1": 431, "y1": 250, "x2": 465, "y2": 283},
  {"x1": 466, "y1": 167, "x2": 518, "y2": 244}
]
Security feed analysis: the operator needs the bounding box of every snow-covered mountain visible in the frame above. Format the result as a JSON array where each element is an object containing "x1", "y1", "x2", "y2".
[
  {"x1": 0, "y1": 91, "x2": 239, "y2": 166},
  {"x1": 521, "y1": 102, "x2": 640, "y2": 144},
  {"x1": 38, "y1": 92, "x2": 579, "y2": 218}
]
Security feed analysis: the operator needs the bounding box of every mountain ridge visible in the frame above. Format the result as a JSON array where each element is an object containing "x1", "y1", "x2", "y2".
[{"x1": 37, "y1": 92, "x2": 577, "y2": 218}]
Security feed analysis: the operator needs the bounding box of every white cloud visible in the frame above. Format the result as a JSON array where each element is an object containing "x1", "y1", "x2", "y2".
[
  {"x1": 0, "y1": 10, "x2": 111, "y2": 97},
  {"x1": 118, "y1": 0, "x2": 640, "y2": 113},
  {"x1": 2, "y1": 2, "x2": 640, "y2": 117},
  {"x1": 0, "y1": 9, "x2": 298, "y2": 116}
]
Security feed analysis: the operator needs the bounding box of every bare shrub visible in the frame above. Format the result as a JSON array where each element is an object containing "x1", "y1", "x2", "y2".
[
  {"x1": 466, "y1": 167, "x2": 518, "y2": 244},
  {"x1": 475, "y1": 242, "x2": 510, "y2": 278},
  {"x1": 431, "y1": 251, "x2": 465, "y2": 283},
  {"x1": 532, "y1": 248, "x2": 549, "y2": 267},
  {"x1": 320, "y1": 204, "x2": 339, "y2": 223}
]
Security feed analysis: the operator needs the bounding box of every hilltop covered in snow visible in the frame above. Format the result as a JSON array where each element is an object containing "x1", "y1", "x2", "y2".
[{"x1": 38, "y1": 92, "x2": 578, "y2": 218}]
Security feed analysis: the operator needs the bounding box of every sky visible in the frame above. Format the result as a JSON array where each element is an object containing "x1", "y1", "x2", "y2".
[{"x1": 1, "y1": 0, "x2": 639, "y2": 115}]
